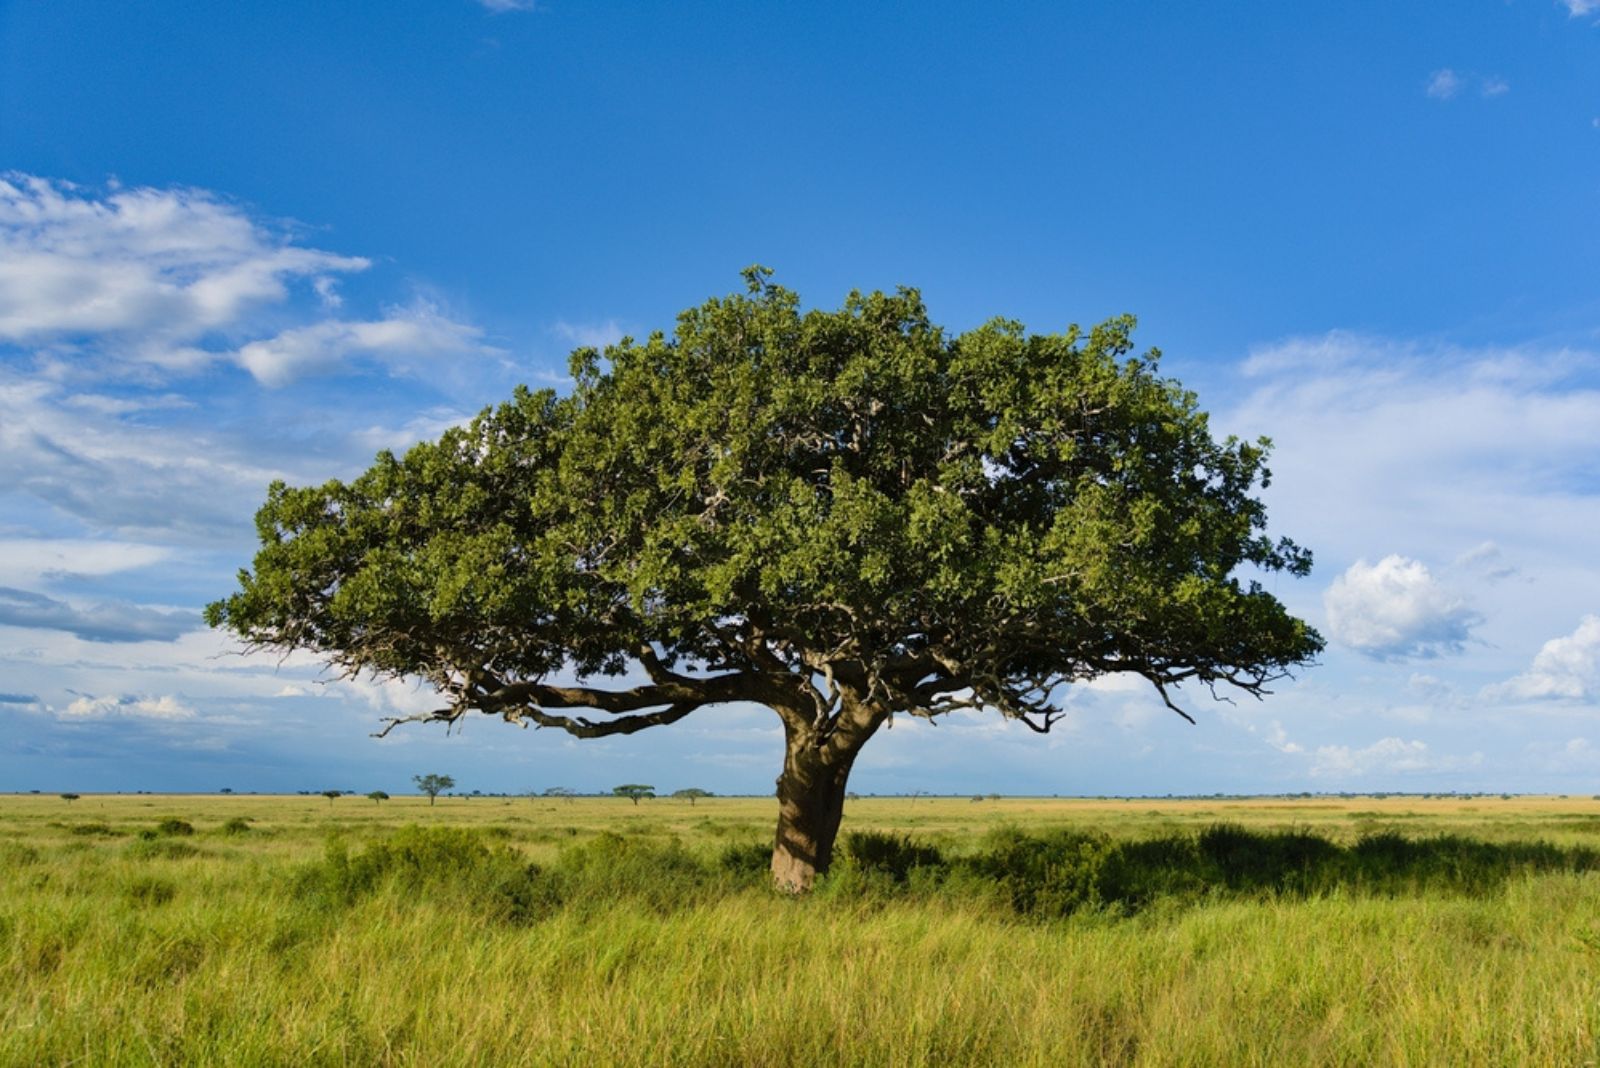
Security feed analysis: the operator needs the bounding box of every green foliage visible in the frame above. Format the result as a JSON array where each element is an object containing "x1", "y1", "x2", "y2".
[
  {"x1": 221, "y1": 818, "x2": 252, "y2": 836},
  {"x1": 671, "y1": 788, "x2": 713, "y2": 804},
  {"x1": 613, "y1": 784, "x2": 655, "y2": 805},
  {"x1": 367, "y1": 791, "x2": 389, "y2": 804},
  {"x1": 59, "y1": 793, "x2": 79, "y2": 803},
  {"x1": 69, "y1": 822, "x2": 123, "y2": 837},
  {"x1": 155, "y1": 819, "x2": 194, "y2": 837},
  {"x1": 209, "y1": 272, "x2": 1320, "y2": 745}
]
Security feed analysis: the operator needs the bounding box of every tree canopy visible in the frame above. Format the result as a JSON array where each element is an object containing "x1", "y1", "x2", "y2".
[{"x1": 209, "y1": 269, "x2": 1321, "y2": 889}]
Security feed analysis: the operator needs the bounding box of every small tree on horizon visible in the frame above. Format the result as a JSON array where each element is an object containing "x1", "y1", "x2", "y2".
[
  {"x1": 414, "y1": 773, "x2": 453, "y2": 805},
  {"x1": 368, "y1": 790, "x2": 389, "y2": 804},
  {"x1": 613, "y1": 784, "x2": 655, "y2": 805},
  {"x1": 322, "y1": 789, "x2": 342, "y2": 806},
  {"x1": 672, "y1": 787, "x2": 713, "y2": 805},
  {"x1": 60, "y1": 793, "x2": 79, "y2": 803}
]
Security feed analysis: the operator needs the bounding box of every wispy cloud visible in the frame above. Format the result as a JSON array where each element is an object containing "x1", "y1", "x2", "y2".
[
  {"x1": 551, "y1": 319, "x2": 626, "y2": 350},
  {"x1": 478, "y1": 0, "x2": 538, "y2": 11},
  {"x1": 1427, "y1": 69, "x2": 1464, "y2": 100},
  {"x1": 1310, "y1": 736, "x2": 1481, "y2": 778},
  {"x1": 0, "y1": 173, "x2": 496, "y2": 386},
  {"x1": 1425, "y1": 69, "x2": 1508, "y2": 101},
  {"x1": 0, "y1": 586, "x2": 198, "y2": 643},
  {"x1": 1560, "y1": 0, "x2": 1600, "y2": 17}
]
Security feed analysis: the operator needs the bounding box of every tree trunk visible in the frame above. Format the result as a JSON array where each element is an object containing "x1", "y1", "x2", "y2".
[{"x1": 771, "y1": 725, "x2": 871, "y2": 893}]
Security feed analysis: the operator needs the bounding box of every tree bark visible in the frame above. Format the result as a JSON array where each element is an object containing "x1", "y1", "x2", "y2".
[{"x1": 770, "y1": 702, "x2": 885, "y2": 892}]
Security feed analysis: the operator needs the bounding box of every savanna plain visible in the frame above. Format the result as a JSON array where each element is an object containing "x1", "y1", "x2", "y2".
[{"x1": 5, "y1": 791, "x2": 1600, "y2": 1066}]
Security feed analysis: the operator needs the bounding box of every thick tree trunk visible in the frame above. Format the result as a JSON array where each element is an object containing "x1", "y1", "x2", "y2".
[{"x1": 771, "y1": 717, "x2": 882, "y2": 892}]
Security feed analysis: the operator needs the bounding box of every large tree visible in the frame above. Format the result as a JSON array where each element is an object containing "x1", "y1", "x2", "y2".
[{"x1": 208, "y1": 270, "x2": 1321, "y2": 891}]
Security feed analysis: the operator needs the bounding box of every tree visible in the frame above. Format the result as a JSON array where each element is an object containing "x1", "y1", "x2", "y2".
[
  {"x1": 613, "y1": 784, "x2": 655, "y2": 805},
  {"x1": 208, "y1": 270, "x2": 1321, "y2": 891},
  {"x1": 672, "y1": 787, "x2": 713, "y2": 805},
  {"x1": 368, "y1": 790, "x2": 389, "y2": 804},
  {"x1": 413, "y1": 773, "x2": 454, "y2": 805},
  {"x1": 322, "y1": 789, "x2": 342, "y2": 805},
  {"x1": 542, "y1": 787, "x2": 577, "y2": 803},
  {"x1": 60, "y1": 793, "x2": 79, "y2": 803}
]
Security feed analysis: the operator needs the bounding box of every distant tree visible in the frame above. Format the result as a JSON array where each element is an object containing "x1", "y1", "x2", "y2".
[
  {"x1": 220, "y1": 787, "x2": 234, "y2": 795},
  {"x1": 60, "y1": 793, "x2": 79, "y2": 803},
  {"x1": 322, "y1": 789, "x2": 342, "y2": 805},
  {"x1": 672, "y1": 787, "x2": 713, "y2": 805},
  {"x1": 542, "y1": 786, "x2": 577, "y2": 803},
  {"x1": 613, "y1": 784, "x2": 655, "y2": 805},
  {"x1": 208, "y1": 271, "x2": 1321, "y2": 891},
  {"x1": 367, "y1": 790, "x2": 389, "y2": 804},
  {"x1": 413, "y1": 774, "x2": 454, "y2": 805}
]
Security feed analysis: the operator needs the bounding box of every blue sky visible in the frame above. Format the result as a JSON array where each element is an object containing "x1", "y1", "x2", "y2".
[{"x1": 4, "y1": 1, "x2": 1600, "y2": 796}]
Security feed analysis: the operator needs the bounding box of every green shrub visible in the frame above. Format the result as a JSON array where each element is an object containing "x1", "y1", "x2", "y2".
[
  {"x1": 220, "y1": 817, "x2": 252, "y2": 836},
  {"x1": 717, "y1": 841, "x2": 773, "y2": 881},
  {"x1": 840, "y1": 832, "x2": 944, "y2": 883},
  {"x1": 301, "y1": 825, "x2": 558, "y2": 924},
  {"x1": 69, "y1": 822, "x2": 124, "y2": 837},
  {"x1": 127, "y1": 839, "x2": 201, "y2": 860},
  {"x1": 155, "y1": 819, "x2": 194, "y2": 837}
]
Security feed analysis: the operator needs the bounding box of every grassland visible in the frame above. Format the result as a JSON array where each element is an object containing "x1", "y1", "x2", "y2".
[{"x1": 4, "y1": 792, "x2": 1600, "y2": 1066}]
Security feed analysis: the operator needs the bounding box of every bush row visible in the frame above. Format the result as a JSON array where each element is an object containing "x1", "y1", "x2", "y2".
[{"x1": 292, "y1": 823, "x2": 1600, "y2": 923}]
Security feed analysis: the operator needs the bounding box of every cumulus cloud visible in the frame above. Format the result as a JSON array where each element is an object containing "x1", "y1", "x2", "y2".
[
  {"x1": 0, "y1": 587, "x2": 199, "y2": 643},
  {"x1": 1489, "y1": 616, "x2": 1600, "y2": 701},
  {"x1": 61, "y1": 693, "x2": 196, "y2": 720},
  {"x1": 1324, "y1": 556, "x2": 1480, "y2": 659},
  {"x1": 1561, "y1": 0, "x2": 1600, "y2": 16}
]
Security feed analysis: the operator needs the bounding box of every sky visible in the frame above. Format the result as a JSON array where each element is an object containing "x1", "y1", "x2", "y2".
[{"x1": 3, "y1": 1, "x2": 1600, "y2": 797}]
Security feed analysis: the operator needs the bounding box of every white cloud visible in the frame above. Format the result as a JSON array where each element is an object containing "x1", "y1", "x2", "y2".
[
  {"x1": 1560, "y1": 0, "x2": 1600, "y2": 16},
  {"x1": 1324, "y1": 555, "x2": 1479, "y2": 659},
  {"x1": 0, "y1": 370, "x2": 297, "y2": 540},
  {"x1": 0, "y1": 173, "x2": 495, "y2": 386},
  {"x1": 1426, "y1": 69, "x2": 1463, "y2": 100},
  {"x1": 0, "y1": 538, "x2": 170, "y2": 586},
  {"x1": 1423, "y1": 69, "x2": 1507, "y2": 101},
  {"x1": 479, "y1": 0, "x2": 537, "y2": 11},
  {"x1": 1489, "y1": 616, "x2": 1600, "y2": 701},
  {"x1": 234, "y1": 304, "x2": 493, "y2": 386},
  {"x1": 0, "y1": 173, "x2": 365, "y2": 351},
  {"x1": 1310, "y1": 736, "x2": 1480, "y2": 778},
  {"x1": 61, "y1": 693, "x2": 196, "y2": 720}
]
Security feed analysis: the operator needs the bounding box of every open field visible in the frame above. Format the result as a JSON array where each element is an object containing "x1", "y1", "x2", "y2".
[{"x1": 5, "y1": 793, "x2": 1600, "y2": 1066}]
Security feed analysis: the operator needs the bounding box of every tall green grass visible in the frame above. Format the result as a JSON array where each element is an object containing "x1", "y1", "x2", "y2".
[{"x1": 3, "y1": 794, "x2": 1599, "y2": 1065}]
